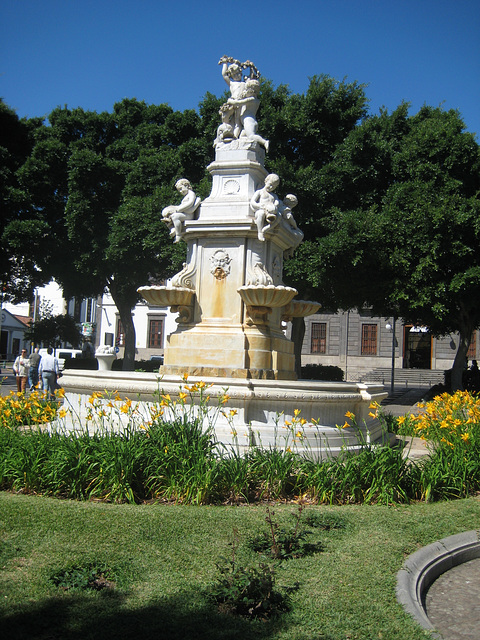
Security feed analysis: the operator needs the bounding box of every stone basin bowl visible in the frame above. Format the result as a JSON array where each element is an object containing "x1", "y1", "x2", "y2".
[
  {"x1": 282, "y1": 300, "x2": 321, "y2": 318},
  {"x1": 137, "y1": 286, "x2": 194, "y2": 307},
  {"x1": 238, "y1": 285, "x2": 297, "y2": 308}
]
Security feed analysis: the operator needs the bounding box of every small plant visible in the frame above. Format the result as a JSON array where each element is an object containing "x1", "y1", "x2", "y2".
[
  {"x1": 208, "y1": 528, "x2": 290, "y2": 619},
  {"x1": 249, "y1": 505, "x2": 323, "y2": 560},
  {"x1": 50, "y1": 562, "x2": 115, "y2": 591}
]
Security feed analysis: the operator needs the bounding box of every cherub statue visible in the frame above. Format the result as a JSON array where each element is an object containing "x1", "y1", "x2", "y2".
[
  {"x1": 226, "y1": 78, "x2": 269, "y2": 150},
  {"x1": 280, "y1": 194, "x2": 299, "y2": 229},
  {"x1": 217, "y1": 56, "x2": 268, "y2": 150},
  {"x1": 162, "y1": 179, "x2": 201, "y2": 243},
  {"x1": 250, "y1": 173, "x2": 282, "y2": 241}
]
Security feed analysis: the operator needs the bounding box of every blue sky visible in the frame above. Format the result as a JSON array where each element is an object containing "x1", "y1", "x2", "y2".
[{"x1": 1, "y1": 0, "x2": 479, "y2": 137}]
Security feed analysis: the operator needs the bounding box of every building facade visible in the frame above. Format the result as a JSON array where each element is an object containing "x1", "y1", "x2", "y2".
[{"x1": 302, "y1": 309, "x2": 478, "y2": 381}]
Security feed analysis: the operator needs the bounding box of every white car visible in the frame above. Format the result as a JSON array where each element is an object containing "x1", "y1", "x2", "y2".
[{"x1": 39, "y1": 348, "x2": 83, "y2": 371}]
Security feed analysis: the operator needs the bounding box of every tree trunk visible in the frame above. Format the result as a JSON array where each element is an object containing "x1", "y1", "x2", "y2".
[
  {"x1": 451, "y1": 326, "x2": 472, "y2": 391},
  {"x1": 291, "y1": 317, "x2": 306, "y2": 379},
  {"x1": 109, "y1": 285, "x2": 136, "y2": 371}
]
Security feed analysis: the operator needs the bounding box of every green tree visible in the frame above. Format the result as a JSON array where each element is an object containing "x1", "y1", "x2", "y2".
[
  {"x1": 255, "y1": 76, "x2": 370, "y2": 373},
  {"x1": 24, "y1": 313, "x2": 82, "y2": 348},
  {"x1": 292, "y1": 105, "x2": 480, "y2": 390},
  {"x1": 13, "y1": 99, "x2": 212, "y2": 369},
  {"x1": 0, "y1": 100, "x2": 47, "y2": 302}
]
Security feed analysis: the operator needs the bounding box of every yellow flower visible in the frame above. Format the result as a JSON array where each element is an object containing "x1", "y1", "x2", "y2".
[
  {"x1": 460, "y1": 432, "x2": 470, "y2": 442},
  {"x1": 182, "y1": 372, "x2": 189, "y2": 381},
  {"x1": 58, "y1": 408, "x2": 67, "y2": 418},
  {"x1": 345, "y1": 411, "x2": 355, "y2": 420},
  {"x1": 229, "y1": 409, "x2": 237, "y2": 417},
  {"x1": 178, "y1": 391, "x2": 188, "y2": 402},
  {"x1": 294, "y1": 409, "x2": 301, "y2": 417},
  {"x1": 120, "y1": 404, "x2": 130, "y2": 413}
]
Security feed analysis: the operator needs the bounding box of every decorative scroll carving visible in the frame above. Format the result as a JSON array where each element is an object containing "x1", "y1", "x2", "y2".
[
  {"x1": 246, "y1": 261, "x2": 273, "y2": 287},
  {"x1": 171, "y1": 305, "x2": 194, "y2": 324},
  {"x1": 171, "y1": 261, "x2": 195, "y2": 290}
]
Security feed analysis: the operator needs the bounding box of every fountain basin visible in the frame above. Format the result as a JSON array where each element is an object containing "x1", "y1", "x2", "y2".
[
  {"x1": 59, "y1": 370, "x2": 389, "y2": 461},
  {"x1": 282, "y1": 300, "x2": 321, "y2": 320},
  {"x1": 138, "y1": 285, "x2": 194, "y2": 307},
  {"x1": 238, "y1": 285, "x2": 297, "y2": 308}
]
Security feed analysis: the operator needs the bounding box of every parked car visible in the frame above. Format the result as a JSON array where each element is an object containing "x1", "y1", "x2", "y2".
[
  {"x1": 149, "y1": 355, "x2": 164, "y2": 365},
  {"x1": 39, "y1": 348, "x2": 83, "y2": 371}
]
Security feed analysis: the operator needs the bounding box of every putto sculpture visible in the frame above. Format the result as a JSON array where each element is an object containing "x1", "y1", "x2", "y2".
[
  {"x1": 161, "y1": 178, "x2": 201, "y2": 243},
  {"x1": 215, "y1": 55, "x2": 269, "y2": 151}
]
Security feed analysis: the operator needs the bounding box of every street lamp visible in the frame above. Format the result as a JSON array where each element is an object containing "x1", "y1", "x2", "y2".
[{"x1": 385, "y1": 317, "x2": 396, "y2": 396}]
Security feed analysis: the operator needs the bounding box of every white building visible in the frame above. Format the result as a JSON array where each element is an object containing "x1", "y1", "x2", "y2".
[{"x1": 95, "y1": 290, "x2": 178, "y2": 360}]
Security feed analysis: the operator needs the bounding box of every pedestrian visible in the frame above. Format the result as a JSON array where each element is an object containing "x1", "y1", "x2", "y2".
[
  {"x1": 13, "y1": 349, "x2": 30, "y2": 393},
  {"x1": 39, "y1": 347, "x2": 60, "y2": 399},
  {"x1": 28, "y1": 347, "x2": 41, "y2": 391}
]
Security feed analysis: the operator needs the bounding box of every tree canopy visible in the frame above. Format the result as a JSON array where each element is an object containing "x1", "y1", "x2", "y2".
[
  {"x1": 7, "y1": 99, "x2": 213, "y2": 369},
  {"x1": 0, "y1": 99, "x2": 47, "y2": 302},
  {"x1": 3, "y1": 74, "x2": 479, "y2": 388},
  {"x1": 24, "y1": 313, "x2": 82, "y2": 349},
  {"x1": 286, "y1": 104, "x2": 480, "y2": 389}
]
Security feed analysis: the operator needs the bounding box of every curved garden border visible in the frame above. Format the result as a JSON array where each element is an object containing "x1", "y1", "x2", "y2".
[{"x1": 396, "y1": 529, "x2": 480, "y2": 637}]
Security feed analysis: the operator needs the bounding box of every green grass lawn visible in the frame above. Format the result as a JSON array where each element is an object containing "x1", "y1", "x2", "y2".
[{"x1": 2, "y1": 491, "x2": 480, "y2": 639}]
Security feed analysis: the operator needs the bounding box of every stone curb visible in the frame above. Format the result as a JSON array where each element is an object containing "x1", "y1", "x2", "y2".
[{"x1": 396, "y1": 530, "x2": 480, "y2": 637}]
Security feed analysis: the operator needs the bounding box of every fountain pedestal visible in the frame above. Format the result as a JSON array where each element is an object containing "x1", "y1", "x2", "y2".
[{"x1": 139, "y1": 145, "x2": 304, "y2": 380}]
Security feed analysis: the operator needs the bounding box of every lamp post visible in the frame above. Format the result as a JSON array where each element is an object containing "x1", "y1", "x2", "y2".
[{"x1": 385, "y1": 317, "x2": 396, "y2": 396}]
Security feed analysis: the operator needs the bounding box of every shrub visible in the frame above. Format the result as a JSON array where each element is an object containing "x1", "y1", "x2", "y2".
[
  {"x1": 300, "y1": 364, "x2": 344, "y2": 381},
  {"x1": 208, "y1": 529, "x2": 290, "y2": 619},
  {"x1": 63, "y1": 357, "x2": 98, "y2": 370}
]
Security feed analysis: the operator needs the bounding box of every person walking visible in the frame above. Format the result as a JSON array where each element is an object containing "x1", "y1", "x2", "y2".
[
  {"x1": 39, "y1": 347, "x2": 60, "y2": 399},
  {"x1": 13, "y1": 349, "x2": 30, "y2": 393},
  {"x1": 28, "y1": 347, "x2": 41, "y2": 391}
]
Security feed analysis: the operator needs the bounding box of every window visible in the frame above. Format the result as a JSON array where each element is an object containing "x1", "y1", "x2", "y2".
[
  {"x1": 468, "y1": 331, "x2": 477, "y2": 359},
  {"x1": 148, "y1": 318, "x2": 164, "y2": 348},
  {"x1": 116, "y1": 319, "x2": 124, "y2": 347},
  {"x1": 311, "y1": 322, "x2": 327, "y2": 354},
  {"x1": 361, "y1": 324, "x2": 377, "y2": 355}
]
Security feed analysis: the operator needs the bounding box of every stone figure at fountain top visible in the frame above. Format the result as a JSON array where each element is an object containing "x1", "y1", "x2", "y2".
[
  {"x1": 161, "y1": 178, "x2": 201, "y2": 243},
  {"x1": 217, "y1": 55, "x2": 269, "y2": 151}
]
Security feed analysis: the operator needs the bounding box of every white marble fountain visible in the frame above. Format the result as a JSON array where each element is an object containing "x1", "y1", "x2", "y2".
[{"x1": 60, "y1": 57, "x2": 387, "y2": 458}]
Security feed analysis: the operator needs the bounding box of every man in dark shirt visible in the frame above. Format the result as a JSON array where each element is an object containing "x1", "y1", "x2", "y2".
[{"x1": 28, "y1": 347, "x2": 41, "y2": 391}]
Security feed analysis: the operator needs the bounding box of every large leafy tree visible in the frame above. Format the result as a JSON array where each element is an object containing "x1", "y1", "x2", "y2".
[
  {"x1": 24, "y1": 313, "x2": 82, "y2": 348},
  {"x1": 251, "y1": 76, "x2": 370, "y2": 370},
  {"x1": 292, "y1": 105, "x2": 480, "y2": 389},
  {"x1": 0, "y1": 100, "x2": 47, "y2": 301},
  {"x1": 13, "y1": 99, "x2": 212, "y2": 369}
]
